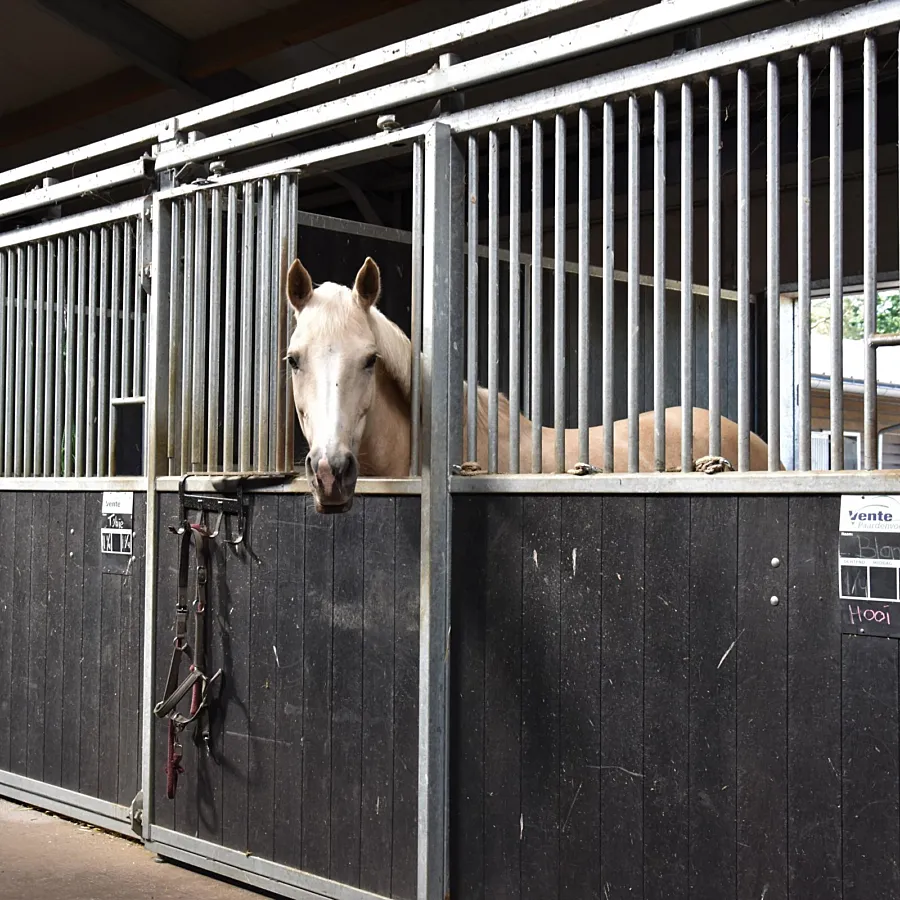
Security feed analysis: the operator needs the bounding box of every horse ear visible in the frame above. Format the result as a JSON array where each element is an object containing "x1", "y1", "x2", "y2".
[
  {"x1": 286, "y1": 259, "x2": 313, "y2": 312},
  {"x1": 353, "y1": 257, "x2": 381, "y2": 310}
]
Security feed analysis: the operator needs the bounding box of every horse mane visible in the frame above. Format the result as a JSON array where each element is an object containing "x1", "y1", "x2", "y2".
[{"x1": 368, "y1": 305, "x2": 413, "y2": 402}]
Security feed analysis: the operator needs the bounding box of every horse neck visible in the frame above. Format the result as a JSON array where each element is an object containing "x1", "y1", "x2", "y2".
[{"x1": 358, "y1": 363, "x2": 413, "y2": 478}]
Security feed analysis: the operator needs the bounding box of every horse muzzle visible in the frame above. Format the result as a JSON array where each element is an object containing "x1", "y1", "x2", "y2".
[{"x1": 306, "y1": 449, "x2": 359, "y2": 514}]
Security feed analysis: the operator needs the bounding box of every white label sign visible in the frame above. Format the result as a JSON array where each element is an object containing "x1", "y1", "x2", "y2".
[{"x1": 102, "y1": 491, "x2": 134, "y2": 515}]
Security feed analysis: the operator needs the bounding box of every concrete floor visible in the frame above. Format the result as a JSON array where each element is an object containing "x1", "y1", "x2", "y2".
[{"x1": 0, "y1": 798, "x2": 273, "y2": 899}]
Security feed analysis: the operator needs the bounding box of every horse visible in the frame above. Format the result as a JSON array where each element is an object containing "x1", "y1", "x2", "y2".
[{"x1": 285, "y1": 255, "x2": 774, "y2": 513}]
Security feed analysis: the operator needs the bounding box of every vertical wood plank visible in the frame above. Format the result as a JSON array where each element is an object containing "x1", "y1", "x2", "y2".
[
  {"x1": 483, "y1": 496, "x2": 523, "y2": 900},
  {"x1": 98, "y1": 573, "x2": 121, "y2": 802},
  {"x1": 274, "y1": 493, "x2": 305, "y2": 868},
  {"x1": 26, "y1": 493, "x2": 48, "y2": 781},
  {"x1": 787, "y1": 496, "x2": 841, "y2": 899},
  {"x1": 359, "y1": 498, "x2": 395, "y2": 894},
  {"x1": 44, "y1": 492, "x2": 67, "y2": 786},
  {"x1": 600, "y1": 495, "x2": 644, "y2": 898},
  {"x1": 449, "y1": 496, "x2": 486, "y2": 900},
  {"x1": 301, "y1": 502, "x2": 334, "y2": 877},
  {"x1": 843, "y1": 633, "x2": 900, "y2": 899},
  {"x1": 9, "y1": 492, "x2": 33, "y2": 775},
  {"x1": 0, "y1": 494, "x2": 13, "y2": 772},
  {"x1": 330, "y1": 499, "x2": 364, "y2": 886},
  {"x1": 689, "y1": 496, "x2": 737, "y2": 898},
  {"x1": 559, "y1": 496, "x2": 601, "y2": 898},
  {"x1": 391, "y1": 496, "x2": 420, "y2": 900},
  {"x1": 61, "y1": 493, "x2": 85, "y2": 791},
  {"x1": 737, "y1": 497, "x2": 788, "y2": 900},
  {"x1": 520, "y1": 496, "x2": 561, "y2": 900},
  {"x1": 79, "y1": 493, "x2": 102, "y2": 797},
  {"x1": 643, "y1": 496, "x2": 690, "y2": 900},
  {"x1": 247, "y1": 494, "x2": 278, "y2": 859}
]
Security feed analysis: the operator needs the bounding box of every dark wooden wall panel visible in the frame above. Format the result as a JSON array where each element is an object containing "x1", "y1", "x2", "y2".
[
  {"x1": 153, "y1": 492, "x2": 420, "y2": 899},
  {"x1": 0, "y1": 491, "x2": 143, "y2": 809},
  {"x1": 450, "y1": 493, "x2": 897, "y2": 900}
]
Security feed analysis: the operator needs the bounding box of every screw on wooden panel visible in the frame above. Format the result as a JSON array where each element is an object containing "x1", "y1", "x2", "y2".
[
  {"x1": 771, "y1": 557, "x2": 781, "y2": 568},
  {"x1": 770, "y1": 595, "x2": 780, "y2": 606}
]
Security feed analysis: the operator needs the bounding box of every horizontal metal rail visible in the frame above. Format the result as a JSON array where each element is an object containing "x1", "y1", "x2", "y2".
[{"x1": 0, "y1": 199, "x2": 145, "y2": 248}]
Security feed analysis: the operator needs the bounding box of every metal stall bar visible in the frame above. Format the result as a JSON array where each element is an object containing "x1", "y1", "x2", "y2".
[
  {"x1": 410, "y1": 140, "x2": 425, "y2": 476},
  {"x1": 166, "y1": 203, "x2": 181, "y2": 475},
  {"x1": 830, "y1": 44, "x2": 844, "y2": 470},
  {"x1": 192, "y1": 192, "x2": 209, "y2": 471},
  {"x1": 180, "y1": 199, "x2": 195, "y2": 475},
  {"x1": 208, "y1": 188, "x2": 223, "y2": 472},
  {"x1": 530, "y1": 122, "x2": 543, "y2": 473},
  {"x1": 487, "y1": 130, "x2": 500, "y2": 474},
  {"x1": 553, "y1": 114, "x2": 566, "y2": 473},
  {"x1": 653, "y1": 90, "x2": 666, "y2": 471},
  {"x1": 86, "y1": 232, "x2": 98, "y2": 476},
  {"x1": 2, "y1": 251, "x2": 11, "y2": 475},
  {"x1": 737, "y1": 68, "x2": 750, "y2": 472},
  {"x1": 523, "y1": 265, "x2": 531, "y2": 420},
  {"x1": 509, "y1": 124, "x2": 522, "y2": 474},
  {"x1": 63, "y1": 239, "x2": 75, "y2": 478},
  {"x1": 34, "y1": 243, "x2": 46, "y2": 476},
  {"x1": 627, "y1": 95, "x2": 640, "y2": 473},
  {"x1": 602, "y1": 102, "x2": 614, "y2": 473},
  {"x1": 681, "y1": 84, "x2": 693, "y2": 475},
  {"x1": 466, "y1": 136, "x2": 479, "y2": 465},
  {"x1": 53, "y1": 240, "x2": 64, "y2": 477},
  {"x1": 767, "y1": 62, "x2": 781, "y2": 472},
  {"x1": 797, "y1": 52, "x2": 812, "y2": 472},
  {"x1": 239, "y1": 182, "x2": 254, "y2": 472},
  {"x1": 122, "y1": 223, "x2": 134, "y2": 401},
  {"x1": 42, "y1": 238, "x2": 59, "y2": 476},
  {"x1": 273, "y1": 177, "x2": 288, "y2": 473},
  {"x1": 97, "y1": 229, "x2": 110, "y2": 476},
  {"x1": 109, "y1": 226, "x2": 122, "y2": 474},
  {"x1": 223, "y1": 188, "x2": 237, "y2": 473},
  {"x1": 863, "y1": 35, "x2": 877, "y2": 469},
  {"x1": 75, "y1": 235, "x2": 88, "y2": 477},
  {"x1": 257, "y1": 179, "x2": 273, "y2": 471},
  {"x1": 418, "y1": 120, "x2": 463, "y2": 900},
  {"x1": 14, "y1": 248, "x2": 25, "y2": 476},
  {"x1": 577, "y1": 110, "x2": 590, "y2": 467},
  {"x1": 285, "y1": 178, "x2": 298, "y2": 470},
  {"x1": 134, "y1": 217, "x2": 146, "y2": 397},
  {"x1": 268, "y1": 180, "x2": 281, "y2": 470},
  {"x1": 23, "y1": 246, "x2": 36, "y2": 477},
  {"x1": 0, "y1": 254, "x2": 6, "y2": 472},
  {"x1": 708, "y1": 76, "x2": 721, "y2": 459}
]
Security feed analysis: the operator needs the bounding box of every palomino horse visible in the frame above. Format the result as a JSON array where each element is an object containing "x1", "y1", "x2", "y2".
[{"x1": 285, "y1": 256, "x2": 773, "y2": 513}]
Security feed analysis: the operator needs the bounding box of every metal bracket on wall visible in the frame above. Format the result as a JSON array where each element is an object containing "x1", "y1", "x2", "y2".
[{"x1": 129, "y1": 790, "x2": 143, "y2": 836}]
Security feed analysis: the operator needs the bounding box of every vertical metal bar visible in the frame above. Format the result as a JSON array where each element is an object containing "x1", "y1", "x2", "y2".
[
  {"x1": 53, "y1": 239, "x2": 64, "y2": 477},
  {"x1": 0, "y1": 251, "x2": 8, "y2": 475},
  {"x1": 34, "y1": 243, "x2": 47, "y2": 475},
  {"x1": 410, "y1": 140, "x2": 425, "y2": 476},
  {"x1": 223, "y1": 190, "x2": 237, "y2": 472},
  {"x1": 863, "y1": 35, "x2": 877, "y2": 469},
  {"x1": 531, "y1": 121, "x2": 544, "y2": 473},
  {"x1": 180, "y1": 198, "x2": 194, "y2": 475},
  {"x1": 268, "y1": 181, "x2": 280, "y2": 470},
  {"x1": 273, "y1": 177, "x2": 288, "y2": 473},
  {"x1": 42, "y1": 238, "x2": 57, "y2": 476},
  {"x1": 23, "y1": 245, "x2": 36, "y2": 477},
  {"x1": 681, "y1": 83, "x2": 694, "y2": 475},
  {"x1": 192, "y1": 191, "x2": 209, "y2": 471},
  {"x1": 208, "y1": 189, "x2": 223, "y2": 472},
  {"x1": 523, "y1": 263, "x2": 531, "y2": 417},
  {"x1": 577, "y1": 109, "x2": 590, "y2": 466},
  {"x1": 627, "y1": 95, "x2": 640, "y2": 474},
  {"x1": 653, "y1": 90, "x2": 666, "y2": 471},
  {"x1": 285, "y1": 177, "x2": 298, "y2": 470},
  {"x1": 14, "y1": 248, "x2": 25, "y2": 476},
  {"x1": 797, "y1": 53, "x2": 811, "y2": 472},
  {"x1": 602, "y1": 102, "x2": 615, "y2": 473},
  {"x1": 166, "y1": 202, "x2": 181, "y2": 474},
  {"x1": 466, "y1": 135, "x2": 478, "y2": 464},
  {"x1": 257, "y1": 178, "x2": 273, "y2": 471},
  {"x1": 737, "y1": 68, "x2": 751, "y2": 472},
  {"x1": 122, "y1": 221, "x2": 133, "y2": 398},
  {"x1": 418, "y1": 118, "x2": 463, "y2": 900},
  {"x1": 97, "y1": 228, "x2": 109, "y2": 476},
  {"x1": 553, "y1": 114, "x2": 566, "y2": 473},
  {"x1": 133, "y1": 220, "x2": 144, "y2": 397},
  {"x1": 487, "y1": 130, "x2": 500, "y2": 474},
  {"x1": 75, "y1": 233, "x2": 87, "y2": 477},
  {"x1": 830, "y1": 45, "x2": 844, "y2": 470},
  {"x1": 708, "y1": 77, "x2": 722, "y2": 459},
  {"x1": 86, "y1": 230, "x2": 98, "y2": 477},
  {"x1": 509, "y1": 125, "x2": 522, "y2": 474},
  {"x1": 239, "y1": 181, "x2": 254, "y2": 472},
  {"x1": 109, "y1": 225, "x2": 122, "y2": 474},
  {"x1": 141, "y1": 190, "x2": 172, "y2": 841},
  {"x1": 767, "y1": 61, "x2": 781, "y2": 472}
]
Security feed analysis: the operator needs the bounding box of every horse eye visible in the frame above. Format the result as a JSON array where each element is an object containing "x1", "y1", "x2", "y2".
[
  {"x1": 287, "y1": 355, "x2": 300, "y2": 371},
  {"x1": 364, "y1": 353, "x2": 378, "y2": 370}
]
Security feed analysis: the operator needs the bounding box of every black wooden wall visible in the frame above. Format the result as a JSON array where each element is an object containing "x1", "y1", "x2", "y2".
[
  {"x1": 0, "y1": 491, "x2": 144, "y2": 808},
  {"x1": 451, "y1": 494, "x2": 895, "y2": 900},
  {"x1": 153, "y1": 492, "x2": 420, "y2": 899}
]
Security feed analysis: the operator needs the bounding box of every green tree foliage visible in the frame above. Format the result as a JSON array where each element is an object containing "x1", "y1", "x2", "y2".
[{"x1": 811, "y1": 292, "x2": 900, "y2": 340}]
